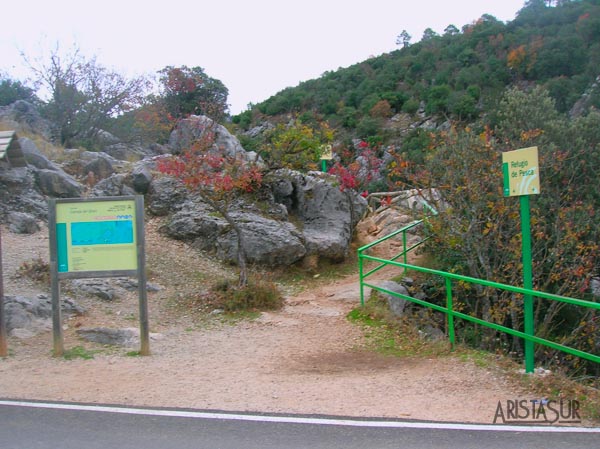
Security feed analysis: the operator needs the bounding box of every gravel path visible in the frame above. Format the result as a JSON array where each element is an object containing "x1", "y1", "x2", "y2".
[{"x1": 0, "y1": 221, "x2": 527, "y2": 424}]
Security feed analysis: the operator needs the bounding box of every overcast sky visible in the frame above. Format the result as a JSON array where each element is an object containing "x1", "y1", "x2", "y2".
[{"x1": 2, "y1": 0, "x2": 526, "y2": 114}]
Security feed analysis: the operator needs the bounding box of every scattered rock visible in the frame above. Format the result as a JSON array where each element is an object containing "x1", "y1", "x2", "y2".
[
  {"x1": 146, "y1": 176, "x2": 189, "y2": 216},
  {"x1": 3, "y1": 295, "x2": 85, "y2": 337},
  {"x1": 114, "y1": 278, "x2": 161, "y2": 292},
  {"x1": 376, "y1": 280, "x2": 409, "y2": 317},
  {"x1": 168, "y1": 115, "x2": 261, "y2": 164},
  {"x1": 34, "y1": 168, "x2": 83, "y2": 198},
  {"x1": 7, "y1": 211, "x2": 39, "y2": 234},
  {"x1": 70, "y1": 279, "x2": 118, "y2": 301},
  {"x1": 76, "y1": 327, "x2": 163, "y2": 348},
  {"x1": 19, "y1": 137, "x2": 59, "y2": 170},
  {"x1": 76, "y1": 327, "x2": 139, "y2": 347}
]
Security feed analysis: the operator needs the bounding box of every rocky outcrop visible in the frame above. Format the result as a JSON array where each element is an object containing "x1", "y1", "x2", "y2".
[
  {"x1": 0, "y1": 101, "x2": 54, "y2": 140},
  {"x1": 146, "y1": 176, "x2": 189, "y2": 216},
  {"x1": 269, "y1": 169, "x2": 367, "y2": 262},
  {"x1": 168, "y1": 115, "x2": 262, "y2": 164},
  {"x1": 7, "y1": 211, "x2": 40, "y2": 234},
  {"x1": 0, "y1": 166, "x2": 48, "y2": 219},
  {"x1": 0, "y1": 136, "x2": 86, "y2": 220},
  {"x1": 102, "y1": 142, "x2": 147, "y2": 161},
  {"x1": 90, "y1": 173, "x2": 136, "y2": 197},
  {"x1": 161, "y1": 169, "x2": 367, "y2": 267},
  {"x1": 0, "y1": 110, "x2": 366, "y2": 268},
  {"x1": 34, "y1": 168, "x2": 82, "y2": 198},
  {"x1": 216, "y1": 212, "x2": 306, "y2": 266},
  {"x1": 3, "y1": 295, "x2": 85, "y2": 338},
  {"x1": 19, "y1": 137, "x2": 59, "y2": 170}
]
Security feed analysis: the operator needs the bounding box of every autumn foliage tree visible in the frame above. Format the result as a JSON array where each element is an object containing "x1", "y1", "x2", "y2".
[
  {"x1": 158, "y1": 65, "x2": 228, "y2": 122},
  {"x1": 327, "y1": 140, "x2": 382, "y2": 193},
  {"x1": 157, "y1": 122, "x2": 263, "y2": 287},
  {"x1": 260, "y1": 120, "x2": 334, "y2": 170}
]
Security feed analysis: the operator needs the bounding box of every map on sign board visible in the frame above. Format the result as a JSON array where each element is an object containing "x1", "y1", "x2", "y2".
[
  {"x1": 502, "y1": 146, "x2": 540, "y2": 197},
  {"x1": 55, "y1": 199, "x2": 138, "y2": 273}
]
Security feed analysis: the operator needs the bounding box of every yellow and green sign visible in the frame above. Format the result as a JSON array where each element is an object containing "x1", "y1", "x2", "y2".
[
  {"x1": 55, "y1": 199, "x2": 138, "y2": 273},
  {"x1": 502, "y1": 146, "x2": 540, "y2": 197}
]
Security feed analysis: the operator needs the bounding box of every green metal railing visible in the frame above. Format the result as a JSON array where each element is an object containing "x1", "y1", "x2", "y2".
[{"x1": 358, "y1": 219, "x2": 600, "y2": 370}]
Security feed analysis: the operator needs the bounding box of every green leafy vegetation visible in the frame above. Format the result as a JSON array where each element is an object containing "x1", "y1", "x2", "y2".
[
  {"x1": 176, "y1": 274, "x2": 284, "y2": 320},
  {"x1": 347, "y1": 293, "x2": 450, "y2": 358},
  {"x1": 210, "y1": 276, "x2": 284, "y2": 312},
  {"x1": 237, "y1": 0, "x2": 600, "y2": 140},
  {"x1": 388, "y1": 86, "x2": 600, "y2": 376},
  {"x1": 62, "y1": 346, "x2": 96, "y2": 360},
  {"x1": 0, "y1": 77, "x2": 36, "y2": 106}
]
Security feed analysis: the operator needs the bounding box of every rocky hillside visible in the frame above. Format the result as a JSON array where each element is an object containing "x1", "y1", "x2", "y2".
[{"x1": 1, "y1": 102, "x2": 368, "y2": 269}]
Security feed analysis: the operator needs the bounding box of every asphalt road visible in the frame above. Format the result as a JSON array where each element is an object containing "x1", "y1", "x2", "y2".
[{"x1": 1, "y1": 401, "x2": 599, "y2": 449}]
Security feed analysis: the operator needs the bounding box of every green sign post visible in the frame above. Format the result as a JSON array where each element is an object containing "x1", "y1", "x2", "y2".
[
  {"x1": 502, "y1": 146, "x2": 540, "y2": 373},
  {"x1": 320, "y1": 144, "x2": 333, "y2": 172}
]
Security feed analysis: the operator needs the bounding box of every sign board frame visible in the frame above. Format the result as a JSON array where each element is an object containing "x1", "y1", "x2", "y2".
[{"x1": 48, "y1": 196, "x2": 149, "y2": 356}]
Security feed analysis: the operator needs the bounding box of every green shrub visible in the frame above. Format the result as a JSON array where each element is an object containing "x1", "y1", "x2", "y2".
[
  {"x1": 401, "y1": 98, "x2": 420, "y2": 115},
  {"x1": 211, "y1": 277, "x2": 284, "y2": 312}
]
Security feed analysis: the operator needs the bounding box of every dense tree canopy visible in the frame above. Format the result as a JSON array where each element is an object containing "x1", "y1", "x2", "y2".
[
  {"x1": 158, "y1": 65, "x2": 229, "y2": 121},
  {"x1": 0, "y1": 76, "x2": 37, "y2": 106},
  {"x1": 241, "y1": 0, "x2": 600, "y2": 132}
]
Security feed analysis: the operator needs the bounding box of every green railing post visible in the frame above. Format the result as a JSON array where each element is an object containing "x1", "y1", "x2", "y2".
[
  {"x1": 402, "y1": 230, "x2": 407, "y2": 274},
  {"x1": 359, "y1": 253, "x2": 365, "y2": 307},
  {"x1": 446, "y1": 278, "x2": 455, "y2": 349},
  {"x1": 521, "y1": 195, "x2": 535, "y2": 374}
]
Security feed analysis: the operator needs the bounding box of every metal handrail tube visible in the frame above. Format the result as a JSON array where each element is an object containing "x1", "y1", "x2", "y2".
[
  {"x1": 362, "y1": 255, "x2": 600, "y2": 311},
  {"x1": 358, "y1": 218, "x2": 600, "y2": 369},
  {"x1": 364, "y1": 281, "x2": 600, "y2": 365}
]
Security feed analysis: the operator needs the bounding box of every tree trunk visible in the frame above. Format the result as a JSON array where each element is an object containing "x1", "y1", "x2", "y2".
[
  {"x1": 221, "y1": 209, "x2": 248, "y2": 288},
  {"x1": 231, "y1": 220, "x2": 248, "y2": 287},
  {"x1": 200, "y1": 196, "x2": 249, "y2": 288}
]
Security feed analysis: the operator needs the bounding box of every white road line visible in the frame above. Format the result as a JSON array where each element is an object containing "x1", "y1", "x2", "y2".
[{"x1": 1, "y1": 400, "x2": 599, "y2": 433}]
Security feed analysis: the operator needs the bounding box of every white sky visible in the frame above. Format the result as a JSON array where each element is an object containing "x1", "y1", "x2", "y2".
[{"x1": 1, "y1": 0, "x2": 526, "y2": 114}]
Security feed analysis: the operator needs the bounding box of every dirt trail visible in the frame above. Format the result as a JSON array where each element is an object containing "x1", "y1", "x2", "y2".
[{"x1": 0, "y1": 222, "x2": 524, "y2": 423}]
